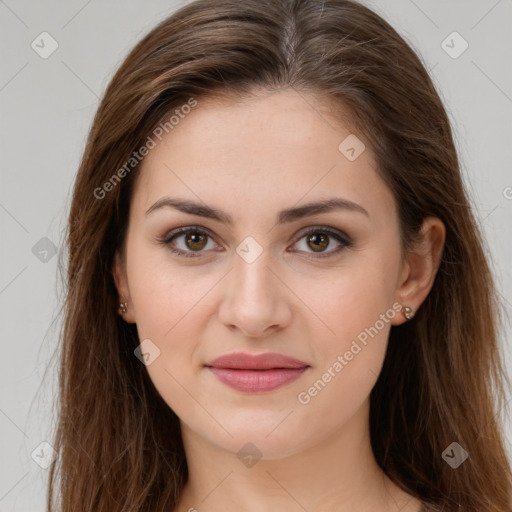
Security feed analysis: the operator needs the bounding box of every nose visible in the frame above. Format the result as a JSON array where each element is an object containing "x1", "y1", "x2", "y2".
[{"x1": 217, "y1": 251, "x2": 292, "y2": 339}]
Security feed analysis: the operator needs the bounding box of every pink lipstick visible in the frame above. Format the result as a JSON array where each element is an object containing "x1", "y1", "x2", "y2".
[{"x1": 205, "y1": 352, "x2": 309, "y2": 392}]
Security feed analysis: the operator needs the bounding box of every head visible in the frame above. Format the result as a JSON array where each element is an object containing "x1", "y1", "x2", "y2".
[
  {"x1": 112, "y1": 84, "x2": 445, "y2": 459},
  {"x1": 51, "y1": 0, "x2": 511, "y2": 511}
]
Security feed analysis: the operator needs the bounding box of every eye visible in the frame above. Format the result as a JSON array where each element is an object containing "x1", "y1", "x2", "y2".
[
  {"x1": 158, "y1": 225, "x2": 352, "y2": 259},
  {"x1": 160, "y1": 226, "x2": 221, "y2": 258},
  {"x1": 290, "y1": 226, "x2": 352, "y2": 259}
]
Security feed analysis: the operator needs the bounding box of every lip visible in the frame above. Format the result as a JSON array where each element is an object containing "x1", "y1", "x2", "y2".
[
  {"x1": 205, "y1": 352, "x2": 310, "y2": 392},
  {"x1": 207, "y1": 352, "x2": 309, "y2": 370}
]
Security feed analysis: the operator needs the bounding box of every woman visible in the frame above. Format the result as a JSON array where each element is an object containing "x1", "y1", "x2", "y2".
[{"x1": 49, "y1": 0, "x2": 512, "y2": 510}]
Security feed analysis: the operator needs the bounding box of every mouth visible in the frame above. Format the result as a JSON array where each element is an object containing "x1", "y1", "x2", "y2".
[{"x1": 205, "y1": 352, "x2": 310, "y2": 392}]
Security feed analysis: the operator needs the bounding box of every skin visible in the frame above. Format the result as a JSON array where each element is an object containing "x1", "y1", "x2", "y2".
[{"x1": 113, "y1": 88, "x2": 445, "y2": 511}]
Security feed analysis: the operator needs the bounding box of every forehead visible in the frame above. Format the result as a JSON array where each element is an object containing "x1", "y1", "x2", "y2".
[{"x1": 131, "y1": 88, "x2": 395, "y2": 227}]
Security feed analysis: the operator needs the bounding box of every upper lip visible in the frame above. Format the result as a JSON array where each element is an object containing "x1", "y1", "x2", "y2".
[{"x1": 206, "y1": 352, "x2": 309, "y2": 370}]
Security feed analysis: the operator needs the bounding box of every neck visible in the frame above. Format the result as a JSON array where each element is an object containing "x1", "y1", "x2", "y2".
[{"x1": 175, "y1": 400, "x2": 421, "y2": 512}]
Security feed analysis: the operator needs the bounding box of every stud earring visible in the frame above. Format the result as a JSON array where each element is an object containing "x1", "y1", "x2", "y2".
[
  {"x1": 402, "y1": 305, "x2": 414, "y2": 320},
  {"x1": 119, "y1": 301, "x2": 128, "y2": 315}
]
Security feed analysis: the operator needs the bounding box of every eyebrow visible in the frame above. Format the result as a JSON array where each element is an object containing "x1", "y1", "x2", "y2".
[{"x1": 145, "y1": 196, "x2": 369, "y2": 224}]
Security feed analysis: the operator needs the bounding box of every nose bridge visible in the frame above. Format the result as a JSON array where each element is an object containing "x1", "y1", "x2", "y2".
[
  {"x1": 232, "y1": 246, "x2": 275, "y2": 307},
  {"x1": 218, "y1": 244, "x2": 291, "y2": 337}
]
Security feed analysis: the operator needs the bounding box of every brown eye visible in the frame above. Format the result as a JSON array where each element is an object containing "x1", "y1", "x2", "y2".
[
  {"x1": 291, "y1": 227, "x2": 352, "y2": 259},
  {"x1": 184, "y1": 231, "x2": 208, "y2": 251},
  {"x1": 161, "y1": 226, "x2": 219, "y2": 258},
  {"x1": 306, "y1": 232, "x2": 329, "y2": 252}
]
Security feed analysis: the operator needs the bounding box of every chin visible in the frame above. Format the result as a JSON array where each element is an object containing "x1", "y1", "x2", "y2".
[{"x1": 189, "y1": 413, "x2": 319, "y2": 462}]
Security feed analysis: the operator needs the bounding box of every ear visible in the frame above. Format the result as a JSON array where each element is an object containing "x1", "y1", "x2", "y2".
[
  {"x1": 112, "y1": 250, "x2": 136, "y2": 323},
  {"x1": 391, "y1": 216, "x2": 446, "y2": 326}
]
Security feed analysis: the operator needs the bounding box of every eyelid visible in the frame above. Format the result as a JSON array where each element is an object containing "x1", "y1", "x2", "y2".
[
  {"x1": 161, "y1": 225, "x2": 216, "y2": 243},
  {"x1": 293, "y1": 225, "x2": 352, "y2": 245}
]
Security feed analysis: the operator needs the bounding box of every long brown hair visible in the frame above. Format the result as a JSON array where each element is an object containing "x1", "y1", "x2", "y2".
[{"x1": 48, "y1": 0, "x2": 512, "y2": 510}]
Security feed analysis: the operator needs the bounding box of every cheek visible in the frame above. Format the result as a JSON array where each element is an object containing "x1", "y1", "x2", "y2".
[
  {"x1": 289, "y1": 250, "x2": 398, "y2": 415},
  {"x1": 131, "y1": 274, "x2": 211, "y2": 424},
  {"x1": 126, "y1": 239, "x2": 209, "y2": 338},
  {"x1": 294, "y1": 282, "x2": 394, "y2": 435},
  {"x1": 124, "y1": 246, "x2": 208, "y2": 412},
  {"x1": 295, "y1": 252, "x2": 398, "y2": 357},
  {"x1": 125, "y1": 242, "x2": 217, "y2": 396}
]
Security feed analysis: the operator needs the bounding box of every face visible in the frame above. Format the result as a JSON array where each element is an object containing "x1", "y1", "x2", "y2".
[{"x1": 114, "y1": 88, "x2": 413, "y2": 459}]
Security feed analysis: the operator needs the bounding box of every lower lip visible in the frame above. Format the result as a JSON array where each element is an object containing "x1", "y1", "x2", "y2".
[{"x1": 207, "y1": 367, "x2": 308, "y2": 392}]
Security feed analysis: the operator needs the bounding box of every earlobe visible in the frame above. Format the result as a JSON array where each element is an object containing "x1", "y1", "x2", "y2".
[{"x1": 392, "y1": 216, "x2": 446, "y2": 326}]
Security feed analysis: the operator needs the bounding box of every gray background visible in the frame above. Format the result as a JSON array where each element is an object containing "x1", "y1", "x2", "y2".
[{"x1": 1, "y1": 0, "x2": 511, "y2": 509}]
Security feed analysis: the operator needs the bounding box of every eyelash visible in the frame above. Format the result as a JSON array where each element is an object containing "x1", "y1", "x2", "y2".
[{"x1": 158, "y1": 225, "x2": 352, "y2": 260}]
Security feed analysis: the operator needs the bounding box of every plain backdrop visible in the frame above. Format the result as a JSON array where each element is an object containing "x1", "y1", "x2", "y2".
[{"x1": 1, "y1": 0, "x2": 511, "y2": 509}]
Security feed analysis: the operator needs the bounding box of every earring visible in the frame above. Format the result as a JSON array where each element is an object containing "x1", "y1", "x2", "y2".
[
  {"x1": 119, "y1": 301, "x2": 128, "y2": 315},
  {"x1": 402, "y1": 305, "x2": 414, "y2": 320}
]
